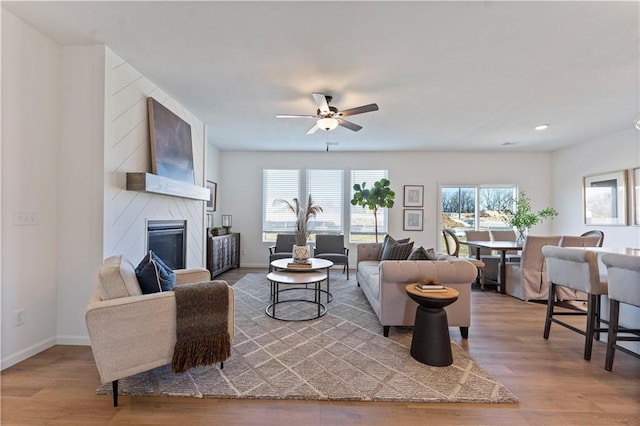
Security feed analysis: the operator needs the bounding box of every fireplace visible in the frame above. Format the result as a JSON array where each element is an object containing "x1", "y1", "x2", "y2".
[{"x1": 147, "y1": 220, "x2": 186, "y2": 270}]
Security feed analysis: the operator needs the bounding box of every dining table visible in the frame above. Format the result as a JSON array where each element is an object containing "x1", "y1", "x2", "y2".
[{"x1": 459, "y1": 240, "x2": 523, "y2": 294}]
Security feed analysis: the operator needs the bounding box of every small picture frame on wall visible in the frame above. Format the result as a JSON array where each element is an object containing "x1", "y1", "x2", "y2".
[
  {"x1": 403, "y1": 209, "x2": 423, "y2": 231},
  {"x1": 206, "y1": 181, "x2": 217, "y2": 212},
  {"x1": 583, "y1": 170, "x2": 627, "y2": 225},
  {"x1": 404, "y1": 185, "x2": 424, "y2": 207}
]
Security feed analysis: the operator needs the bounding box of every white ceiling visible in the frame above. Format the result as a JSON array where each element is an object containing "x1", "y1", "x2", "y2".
[{"x1": 3, "y1": 1, "x2": 639, "y2": 152}]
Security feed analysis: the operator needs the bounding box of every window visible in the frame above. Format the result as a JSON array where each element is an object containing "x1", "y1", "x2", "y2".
[
  {"x1": 262, "y1": 169, "x2": 344, "y2": 241},
  {"x1": 307, "y1": 169, "x2": 343, "y2": 235},
  {"x1": 440, "y1": 185, "x2": 516, "y2": 254},
  {"x1": 350, "y1": 170, "x2": 389, "y2": 243},
  {"x1": 263, "y1": 168, "x2": 387, "y2": 243},
  {"x1": 263, "y1": 169, "x2": 300, "y2": 239}
]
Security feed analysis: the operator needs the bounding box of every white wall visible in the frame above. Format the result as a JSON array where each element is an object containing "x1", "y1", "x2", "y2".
[
  {"x1": 56, "y1": 45, "x2": 106, "y2": 344},
  {"x1": 1, "y1": 10, "x2": 60, "y2": 367},
  {"x1": 220, "y1": 150, "x2": 553, "y2": 267},
  {"x1": 1, "y1": 12, "x2": 208, "y2": 368},
  {"x1": 206, "y1": 140, "x2": 222, "y2": 227},
  {"x1": 551, "y1": 127, "x2": 640, "y2": 246}
]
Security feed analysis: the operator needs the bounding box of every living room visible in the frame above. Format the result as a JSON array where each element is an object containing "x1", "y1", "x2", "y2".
[{"x1": 2, "y1": 1, "x2": 639, "y2": 424}]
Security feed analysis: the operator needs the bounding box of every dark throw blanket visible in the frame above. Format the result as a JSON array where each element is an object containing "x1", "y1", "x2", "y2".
[{"x1": 171, "y1": 281, "x2": 231, "y2": 374}]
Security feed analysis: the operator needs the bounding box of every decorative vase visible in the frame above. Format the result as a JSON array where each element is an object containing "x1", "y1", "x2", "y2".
[
  {"x1": 516, "y1": 227, "x2": 528, "y2": 244},
  {"x1": 292, "y1": 244, "x2": 310, "y2": 263}
]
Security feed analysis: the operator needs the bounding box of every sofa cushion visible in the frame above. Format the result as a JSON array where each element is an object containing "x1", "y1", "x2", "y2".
[
  {"x1": 97, "y1": 255, "x2": 143, "y2": 300},
  {"x1": 381, "y1": 240, "x2": 414, "y2": 261},
  {"x1": 408, "y1": 246, "x2": 438, "y2": 261},
  {"x1": 379, "y1": 235, "x2": 411, "y2": 260},
  {"x1": 135, "y1": 251, "x2": 176, "y2": 294}
]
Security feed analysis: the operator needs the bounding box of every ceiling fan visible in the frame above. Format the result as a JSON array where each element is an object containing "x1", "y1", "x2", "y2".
[{"x1": 277, "y1": 93, "x2": 379, "y2": 134}]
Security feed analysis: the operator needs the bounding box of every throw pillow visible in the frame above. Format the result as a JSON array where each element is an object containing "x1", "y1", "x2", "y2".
[
  {"x1": 381, "y1": 240, "x2": 414, "y2": 261},
  {"x1": 407, "y1": 246, "x2": 439, "y2": 261},
  {"x1": 379, "y1": 234, "x2": 411, "y2": 260},
  {"x1": 135, "y1": 250, "x2": 176, "y2": 294}
]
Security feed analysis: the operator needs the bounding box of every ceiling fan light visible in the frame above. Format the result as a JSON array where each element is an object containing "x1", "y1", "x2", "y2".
[{"x1": 317, "y1": 117, "x2": 339, "y2": 131}]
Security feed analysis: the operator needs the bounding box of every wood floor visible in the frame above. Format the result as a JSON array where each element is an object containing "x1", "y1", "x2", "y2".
[{"x1": 2, "y1": 267, "x2": 638, "y2": 425}]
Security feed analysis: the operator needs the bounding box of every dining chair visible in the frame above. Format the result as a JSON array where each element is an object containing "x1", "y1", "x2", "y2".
[
  {"x1": 268, "y1": 234, "x2": 297, "y2": 271},
  {"x1": 442, "y1": 229, "x2": 486, "y2": 290},
  {"x1": 580, "y1": 230, "x2": 605, "y2": 247},
  {"x1": 541, "y1": 246, "x2": 608, "y2": 361},
  {"x1": 600, "y1": 253, "x2": 640, "y2": 372},
  {"x1": 464, "y1": 230, "x2": 500, "y2": 284},
  {"x1": 503, "y1": 235, "x2": 562, "y2": 301},
  {"x1": 489, "y1": 229, "x2": 521, "y2": 262},
  {"x1": 554, "y1": 234, "x2": 603, "y2": 301},
  {"x1": 314, "y1": 234, "x2": 350, "y2": 279}
]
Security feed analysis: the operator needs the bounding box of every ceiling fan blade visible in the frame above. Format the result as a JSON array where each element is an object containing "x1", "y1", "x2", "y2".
[
  {"x1": 338, "y1": 103, "x2": 379, "y2": 117},
  {"x1": 337, "y1": 119, "x2": 362, "y2": 132},
  {"x1": 276, "y1": 114, "x2": 317, "y2": 119},
  {"x1": 312, "y1": 92, "x2": 330, "y2": 114},
  {"x1": 306, "y1": 123, "x2": 320, "y2": 134}
]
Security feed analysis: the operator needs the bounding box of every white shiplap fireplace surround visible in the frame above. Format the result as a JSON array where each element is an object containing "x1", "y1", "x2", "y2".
[{"x1": 104, "y1": 47, "x2": 207, "y2": 270}]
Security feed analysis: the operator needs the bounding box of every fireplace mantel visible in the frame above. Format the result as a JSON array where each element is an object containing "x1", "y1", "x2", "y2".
[{"x1": 126, "y1": 172, "x2": 210, "y2": 201}]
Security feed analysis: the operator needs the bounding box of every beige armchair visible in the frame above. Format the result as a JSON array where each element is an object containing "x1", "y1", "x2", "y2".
[{"x1": 85, "y1": 255, "x2": 234, "y2": 406}]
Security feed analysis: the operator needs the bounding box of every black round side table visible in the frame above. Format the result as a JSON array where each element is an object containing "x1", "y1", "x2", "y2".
[{"x1": 405, "y1": 284, "x2": 459, "y2": 367}]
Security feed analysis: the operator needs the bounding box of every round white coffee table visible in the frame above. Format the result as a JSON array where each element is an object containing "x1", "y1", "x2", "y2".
[
  {"x1": 266, "y1": 271, "x2": 328, "y2": 321},
  {"x1": 270, "y1": 258, "x2": 334, "y2": 303}
]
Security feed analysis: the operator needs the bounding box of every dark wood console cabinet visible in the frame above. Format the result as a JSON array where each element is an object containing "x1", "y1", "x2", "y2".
[{"x1": 207, "y1": 233, "x2": 240, "y2": 278}]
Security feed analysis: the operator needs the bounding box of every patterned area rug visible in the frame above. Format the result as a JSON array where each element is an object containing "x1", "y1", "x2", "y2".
[{"x1": 97, "y1": 273, "x2": 518, "y2": 403}]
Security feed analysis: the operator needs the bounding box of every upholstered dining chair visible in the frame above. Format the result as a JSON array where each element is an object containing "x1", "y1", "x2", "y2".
[
  {"x1": 503, "y1": 235, "x2": 561, "y2": 301},
  {"x1": 314, "y1": 234, "x2": 350, "y2": 279},
  {"x1": 443, "y1": 229, "x2": 486, "y2": 289},
  {"x1": 268, "y1": 234, "x2": 296, "y2": 271},
  {"x1": 553, "y1": 234, "x2": 604, "y2": 301},
  {"x1": 601, "y1": 253, "x2": 640, "y2": 372},
  {"x1": 541, "y1": 246, "x2": 608, "y2": 361}
]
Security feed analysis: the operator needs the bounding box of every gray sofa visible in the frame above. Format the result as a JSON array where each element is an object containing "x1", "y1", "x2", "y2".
[{"x1": 356, "y1": 243, "x2": 478, "y2": 338}]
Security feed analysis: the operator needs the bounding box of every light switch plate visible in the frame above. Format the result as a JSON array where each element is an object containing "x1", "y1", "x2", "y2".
[{"x1": 14, "y1": 211, "x2": 37, "y2": 226}]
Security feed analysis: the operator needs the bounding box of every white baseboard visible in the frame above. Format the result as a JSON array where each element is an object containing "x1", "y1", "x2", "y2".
[
  {"x1": 56, "y1": 335, "x2": 90, "y2": 346},
  {"x1": 0, "y1": 337, "x2": 56, "y2": 370}
]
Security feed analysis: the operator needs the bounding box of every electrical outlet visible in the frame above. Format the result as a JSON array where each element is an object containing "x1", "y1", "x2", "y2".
[
  {"x1": 241, "y1": 249, "x2": 247, "y2": 256},
  {"x1": 13, "y1": 309, "x2": 25, "y2": 326},
  {"x1": 14, "y1": 211, "x2": 37, "y2": 226}
]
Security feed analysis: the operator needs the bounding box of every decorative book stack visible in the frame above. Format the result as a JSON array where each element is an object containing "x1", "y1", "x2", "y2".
[
  {"x1": 414, "y1": 283, "x2": 447, "y2": 293},
  {"x1": 287, "y1": 262, "x2": 312, "y2": 269}
]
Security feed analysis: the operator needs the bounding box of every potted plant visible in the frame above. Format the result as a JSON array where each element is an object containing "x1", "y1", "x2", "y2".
[
  {"x1": 273, "y1": 195, "x2": 323, "y2": 263},
  {"x1": 502, "y1": 191, "x2": 558, "y2": 243},
  {"x1": 350, "y1": 178, "x2": 395, "y2": 242}
]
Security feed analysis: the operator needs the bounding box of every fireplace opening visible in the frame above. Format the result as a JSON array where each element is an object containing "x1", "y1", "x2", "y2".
[{"x1": 147, "y1": 220, "x2": 186, "y2": 270}]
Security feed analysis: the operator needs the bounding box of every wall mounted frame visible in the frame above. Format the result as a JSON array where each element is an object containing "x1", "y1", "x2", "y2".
[
  {"x1": 403, "y1": 209, "x2": 423, "y2": 231},
  {"x1": 403, "y1": 185, "x2": 424, "y2": 207},
  {"x1": 583, "y1": 170, "x2": 627, "y2": 225}
]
